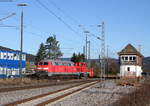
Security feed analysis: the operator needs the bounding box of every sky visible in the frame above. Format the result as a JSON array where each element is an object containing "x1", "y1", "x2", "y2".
[{"x1": 0, "y1": 0, "x2": 150, "y2": 58}]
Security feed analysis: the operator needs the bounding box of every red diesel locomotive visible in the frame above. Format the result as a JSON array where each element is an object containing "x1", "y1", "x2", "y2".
[{"x1": 36, "y1": 60, "x2": 93, "y2": 78}]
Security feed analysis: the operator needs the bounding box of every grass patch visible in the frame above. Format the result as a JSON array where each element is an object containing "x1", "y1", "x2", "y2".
[
  {"x1": 114, "y1": 77, "x2": 150, "y2": 106},
  {"x1": 116, "y1": 77, "x2": 141, "y2": 86}
]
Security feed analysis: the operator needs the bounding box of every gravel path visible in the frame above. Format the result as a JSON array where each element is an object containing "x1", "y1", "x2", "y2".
[
  {"x1": 0, "y1": 83, "x2": 82, "y2": 105},
  {"x1": 50, "y1": 80, "x2": 135, "y2": 106}
]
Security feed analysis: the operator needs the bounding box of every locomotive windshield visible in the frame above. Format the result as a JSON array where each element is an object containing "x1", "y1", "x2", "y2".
[
  {"x1": 44, "y1": 62, "x2": 48, "y2": 65},
  {"x1": 39, "y1": 62, "x2": 43, "y2": 65}
]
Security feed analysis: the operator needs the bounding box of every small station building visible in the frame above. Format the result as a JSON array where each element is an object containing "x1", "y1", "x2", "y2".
[{"x1": 118, "y1": 44, "x2": 143, "y2": 77}]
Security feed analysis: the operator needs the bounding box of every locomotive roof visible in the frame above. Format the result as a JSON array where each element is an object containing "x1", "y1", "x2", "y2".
[{"x1": 41, "y1": 60, "x2": 74, "y2": 64}]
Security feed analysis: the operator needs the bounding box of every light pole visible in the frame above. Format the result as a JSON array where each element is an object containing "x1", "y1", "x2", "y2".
[{"x1": 17, "y1": 3, "x2": 27, "y2": 77}]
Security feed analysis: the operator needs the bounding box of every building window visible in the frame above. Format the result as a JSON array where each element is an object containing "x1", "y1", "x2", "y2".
[
  {"x1": 1, "y1": 53, "x2": 3, "y2": 59},
  {"x1": 7, "y1": 56, "x2": 10, "y2": 59},
  {"x1": 127, "y1": 67, "x2": 130, "y2": 71},
  {"x1": 129, "y1": 56, "x2": 132, "y2": 61},
  {"x1": 4, "y1": 55, "x2": 7, "y2": 59},
  {"x1": 11, "y1": 56, "x2": 13, "y2": 60},
  {"x1": 133, "y1": 57, "x2": 136, "y2": 61},
  {"x1": 125, "y1": 56, "x2": 128, "y2": 61},
  {"x1": 121, "y1": 56, "x2": 124, "y2": 61}
]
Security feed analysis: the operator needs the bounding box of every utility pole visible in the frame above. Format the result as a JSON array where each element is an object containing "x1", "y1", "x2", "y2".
[
  {"x1": 84, "y1": 31, "x2": 89, "y2": 61},
  {"x1": 18, "y1": 3, "x2": 27, "y2": 77},
  {"x1": 87, "y1": 41, "x2": 91, "y2": 61},
  {"x1": 83, "y1": 46, "x2": 85, "y2": 57},
  {"x1": 106, "y1": 45, "x2": 109, "y2": 78},
  {"x1": 78, "y1": 25, "x2": 90, "y2": 62},
  {"x1": 100, "y1": 21, "x2": 105, "y2": 80},
  {"x1": 86, "y1": 33, "x2": 87, "y2": 60},
  {"x1": 20, "y1": 11, "x2": 23, "y2": 76}
]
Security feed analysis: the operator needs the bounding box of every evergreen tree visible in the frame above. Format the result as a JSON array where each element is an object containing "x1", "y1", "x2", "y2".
[
  {"x1": 79, "y1": 53, "x2": 85, "y2": 62},
  {"x1": 71, "y1": 53, "x2": 85, "y2": 63},
  {"x1": 71, "y1": 53, "x2": 78, "y2": 63},
  {"x1": 45, "y1": 35, "x2": 62, "y2": 59},
  {"x1": 35, "y1": 43, "x2": 46, "y2": 64}
]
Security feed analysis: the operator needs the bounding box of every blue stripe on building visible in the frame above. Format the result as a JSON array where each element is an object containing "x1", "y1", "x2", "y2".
[{"x1": 0, "y1": 50, "x2": 26, "y2": 78}]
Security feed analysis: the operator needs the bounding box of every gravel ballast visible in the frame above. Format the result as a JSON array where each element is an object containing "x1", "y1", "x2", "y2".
[
  {"x1": 0, "y1": 83, "x2": 82, "y2": 105},
  {"x1": 0, "y1": 80, "x2": 135, "y2": 106},
  {"x1": 50, "y1": 80, "x2": 135, "y2": 106}
]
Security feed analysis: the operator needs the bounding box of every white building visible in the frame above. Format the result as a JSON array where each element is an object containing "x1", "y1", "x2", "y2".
[{"x1": 118, "y1": 44, "x2": 143, "y2": 77}]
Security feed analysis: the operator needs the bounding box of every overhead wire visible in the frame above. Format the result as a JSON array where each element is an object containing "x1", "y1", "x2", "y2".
[
  {"x1": 47, "y1": 0, "x2": 100, "y2": 41},
  {"x1": 10, "y1": 13, "x2": 82, "y2": 50},
  {"x1": 47, "y1": 0, "x2": 102, "y2": 50},
  {"x1": 47, "y1": 0, "x2": 80, "y2": 25},
  {"x1": 12, "y1": 19, "x2": 82, "y2": 48},
  {"x1": 0, "y1": 5, "x2": 76, "y2": 56},
  {"x1": 36, "y1": 0, "x2": 82, "y2": 39},
  {"x1": 29, "y1": 0, "x2": 83, "y2": 49},
  {"x1": 8, "y1": 15, "x2": 46, "y2": 39},
  {"x1": 0, "y1": 13, "x2": 16, "y2": 22},
  {"x1": 46, "y1": 0, "x2": 101, "y2": 58}
]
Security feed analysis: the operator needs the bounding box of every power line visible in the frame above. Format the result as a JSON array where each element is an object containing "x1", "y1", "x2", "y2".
[
  {"x1": 47, "y1": 0, "x2": 80, "y2": 25},
  {"x1": 0, "y1": 13, "x2": 46, "y2": 39},
  {"x1": 0, "y1": 13, "x2": 16, "y2": 22},
  {"x1": 36, "y1": 0, "x2": 82, "y2": 38},
  {"x1": 24, "y1": 30, "x2": 44, "y2": 39},
  {"x1": 47, "y1": 0, "x2": 101, "y2": 41},
  {"x1": 36, "y1": 0, "x2": 101, "y2": 58},
  {"x1": 8, "y1": 25, "x2": 45, "y2": 39},
  {"x1": 13, "y1": 26, "x2": 82, "y2": 49},
  {"x1": 11, "y1": 16, "x2": 51, "y2": 39}
]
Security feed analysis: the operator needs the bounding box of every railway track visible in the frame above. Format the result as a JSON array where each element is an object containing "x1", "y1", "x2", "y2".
[
  {"x1": 5, "y1": 80, "x2": 99, "y2": 106},
  {"x1": 0, "y1": 79, "x2": 97, "y2": 93}
]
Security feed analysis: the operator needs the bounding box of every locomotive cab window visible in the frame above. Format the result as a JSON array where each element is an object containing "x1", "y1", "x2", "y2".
[
  {"x1": 63, "y1": 63, "x2": 67, "y2": 66},
  {"x1": 55, "y1": 62, "x2": 59, "y2": 66},
  {"x1": 68, "y1": 63, "x2": 72, "y2": 66},
  {"x1": 58, "y1": 62, "x2": 63, "y2": 66},
  {"x1": 39, "y1": 62, "x2": 43, "y2": 65},
  {"x1": 44, "y1": 62, "x2": 48, "y2": 65}
]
